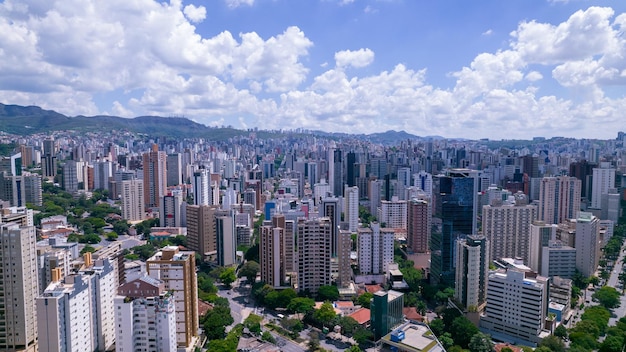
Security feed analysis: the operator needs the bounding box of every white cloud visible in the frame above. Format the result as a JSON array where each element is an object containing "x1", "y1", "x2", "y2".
[
  {"x1": 183, "y1": 4, "x2": 206, "y2": 23},
  {"x1": 225, "y1": 0, "x2": 254, "y2": 9},
  {"x1": 482, "y1": 29, "x2": 493, "y2": 36},
  {"x1": 335, "y1": 48, "x2": 375, "y2": 68},
  {"x1": 525, "y1": 71, "x2": 543, "y2": 82}
]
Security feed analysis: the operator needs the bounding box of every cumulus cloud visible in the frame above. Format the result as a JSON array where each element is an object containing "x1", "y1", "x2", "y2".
[
  {"x1": 482, "y1": 29, "x2": 493, "y2": 36},
  {"x1": 183, "y1": 4, "x2": 206, "y2": 23},
  {"x1": 0, "y1": 1, "x2": 625, "y2": 139},
  {"x1": 335, "y1": 48, "x2": 375, "y2": 68}
]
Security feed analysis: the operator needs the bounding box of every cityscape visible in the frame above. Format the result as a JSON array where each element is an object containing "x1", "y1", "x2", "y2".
[
  {"x1": 0, "y1": 114, "x2": 625, "y2": 352},
  {"x1": 2, "y1": 1, "x2": 626, "y2": 352}
]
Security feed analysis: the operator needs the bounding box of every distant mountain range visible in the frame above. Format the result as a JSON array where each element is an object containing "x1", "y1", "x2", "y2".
[{"x1": 0, "y1": 103, "x2": 436, "y2": 143}]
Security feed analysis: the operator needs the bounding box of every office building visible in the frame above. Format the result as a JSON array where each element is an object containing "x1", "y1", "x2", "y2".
[
  {"x1": 575, "y1": 212, "x2": 601, "y2": 278},
  {"x1": 166, "y1": 153, "x2": 183, "y2": 186},
  {"x1": 23, "y1": 173, "x2": 42, "y2": 206},
  {"x1": 480, "y1": 266, "x2": 549, "y2": 346},
  {"x1": 541, "y1": 241, "x2": 577, "y2": 279},
  {"x1": 297, "y1": 218, "x2": 332, "y2": 294},
  {"x1": 357, "y1": 222, "x2": 394, "y2": 275},
  {"x1": 455, "y1": 235, "x2": 489, "y2": 312},
  {"x1": 0, "y1": 223, "x2": 38, "y2": 352},
  {"x1": 115, "y1": 276, "x2": 177, "y2": 352},
  {"x1": 538, "y1": 176, "x2": 581, "y2": 225},
  {"x1": 147, "y1": 247, "x2": 199, "y2": 349},
  {"x1": 371, "y1": 290, "x2": 404, "y2": 339},
  {"x1": 142, "y1": 144, "x2": 167, "y2": 210},
  {"x1": 121, "y1": 179, "x2": 145, "y2": 222}
]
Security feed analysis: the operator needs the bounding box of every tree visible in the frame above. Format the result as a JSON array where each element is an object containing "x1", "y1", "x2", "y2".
[
  {"x1": 553, "y1": 324, "x2": 568, "y2": 340},
  {"x1": 451, "y1": 316, "x2": 479, "y2": 348},
  {"x1": 355, "y1": 292, "x2": 373, "y2": 309},
  {"x1": 106, "y1": 231, "x2": 118, "y2": 241},
  {"x1": 539, "y1": 335, "x2": 566, "y2": 352},
  {"x1": 337, "y1": 316, "x2": 359, "y2": 336},
  {"x1": 600, "y1": 335, "x2": 624, "y2": 352},
  {"x1": 588, "y1": 276, "x2": 600, "y2": 286},
  {"x1": 317, "y1": 285, "x2": 340, "y2": 301},
  {"x1": 592, "y1": 286, "x2": 621, "y2": 309},
  {"x1": 469, "y1": 332, "x2": 494, "y2": 352},
  {"x1": 346, "y1": 346, "x2": 363, "y2": 352},
  {"x1": 581, "y1": 305, "x2": 611, "y2": 335},
  {"x1": 80, "y1": 245, "x2": 96, "y2": 255},
  {"x1": 219, "y1": 267, "x2": 237, "y2": 287},
  {"x1": 261, "y1": 331, "x2": 276, "y2": 344},
  {"x1": 439, "y1": 332, "x2": 454, "y2": 350},
  {"x1": 353, "y1": 327, "x2": 374, "y2": 346},
  {"x1": 244, "y1": 314, "x2": 262, "y2": 335},
  {"x1": 314, "y1": 302, "x2": 337, "y2": 328},
  {"x1": 287, "y1": 297, "x2": 315, "y2": 319},
  {"x1": 428, "y1": 319, "x2": 445, "y2": 336},
  {"x1": 619, "y1": 272, "x2": 626, "y2": 290},
  {"x1": 238, "y1": 260, "x2": 260, "y2": 283}
]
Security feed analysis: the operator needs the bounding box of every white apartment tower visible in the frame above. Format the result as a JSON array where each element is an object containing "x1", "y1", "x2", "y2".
[
  {"x1": 575, "y1": 212, "x2": 601, "y2": 278},
  {"x1": 192, "y1": 168, "x2": 210, "y2": 206},
  {"x1": 121, "y1": 179, "x2": 145, "y2": 222},
  {"x1": 528, "y1": 221, "x2": 557, "y2": 273},
  {"x1": 260, "y1": 225, "x2": 285, "y2": 288},
  {"x1": 378, "y1": 196, "x2": 408, "y2": 230},
  {"x1": 591, "y1": 162, "x2": 615, "y2": 209},
  {"x1": 0, "y1": 223, "x2": 38, "y2": 352},
  {"x1": 482, "y1": 203, "x2": 536, "y2": 263},
  {"x1": 115, "y1": 276, "x2": 177, "y2": 352},
  {"x1": 357, "y1": 222, "x2": 395, "y2": 275},
  {"x1": 455, "y1": 235, "x2": 489, "y2": 312},
  {"x1": 297, "y1": 218, "x2": 332, "y2": 294},
  {"x1": 344, "y1": 186, "x2": 359, "y2": 232}
]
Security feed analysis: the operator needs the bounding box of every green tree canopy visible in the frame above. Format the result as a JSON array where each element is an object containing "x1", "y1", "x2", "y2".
[
  {"x1": 313, "y1": 301, "x2": 337, "y2": 328},
  {"x1": 450, "y1": 316, "x2": 479, "y2": 348},
  {"x1": 317, "y1": 285, "x2": 340, "y2": 301},
  {"x1": 469, "y1": 332, "x2": 494, "y2": 352},
  {"x1": 219, "y1": 267, "x2": 237, "y2": 287},
  {"x1": 238, "y1": 260, "x2": 260, "y2": 283},
  {"x1": 592, "y1": 286, "x2": 621, "y2": 309},
  {"x1": 539, "y1": 335, "x2": 566, "y2": 352},
  {"x1": 287, "y1": 297, "x2": 315, "y2": 319},
  {"x1": 355, "y1": 292, "x2": 373, "y2": 309}
]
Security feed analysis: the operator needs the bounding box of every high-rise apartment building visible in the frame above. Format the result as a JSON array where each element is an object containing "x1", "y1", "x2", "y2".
[
  {"x1": 378, "y1": 196, "x2": 407, "y2": 230},
  {"x1": 121, "y1": 179, "x2": 145, "y2": 222},
  {"x1": 160, "y1": 190, "x2": 185, "y2": 227},
  {"x1": 92, "y1": 160, "x2": 114, "y2": 192},
  {"x1": 142, "y1": 144, "x2": 167, "y2": 210},
  {"x1": 337, "y1": 229, "x2": 353, "y2": 288},
  {"x1": 260, "y1": 225, "x2": 285, "y2": 288},
  {"x1": 541, "y1": 241, "x2": 577, "y2": 279},
  {"x1": 538, "y1": 176, "x2": 581, "y2": 225},
  {"x1": 192, "y1": 168, "x2": 210, "y2": 206},
  {"x1": 297, "y1": 218, "x2": 332, "y2": 294},
  {"x1": 575, "y1": 212, "x2": 601, "y2": 277},
  {"x1": 23, "y1": 173, "x2": 42, "y2": 206},
  {"x1": 357, "y1": 222, "x2": 394, "y2": 275},
  {"x1": 166, "y1": 153, "x2": 183, "y2": 186},
  {"x1": 591, "y1": 162, "x2": 615, "y2": 209},
  {"x1": 528, "y1": 221, "x2": 557, "y2": 273},
  {"x1": 115, "y1": 276, "x2": 177, "y2": 352},
  {"x1": 216, "y1": 214, "x2": 236, "y2": 266},
  {"x1": 321, "y1": 197, "x2": 340, "y2": 257},
  {"x1": 186, "y1": 205, "x2": 218, "y2": 258},
  {"x1": 0, "y1": 223, "x2": 38, "y2": 352},
  {"x1": 455, "y1": 235, "x2": 489, "y2": 312},
  {"x1": 482, "y1": 202, "x2": 536, "y2": 264},
  {"x1": 147, "y1": 247, "x2": 198, "y2": 349},
  {"x1": 407, "y1": 197, "x2": 430, "y2": 253},
  {"x1": 344, "y1": 186, "x2": 359, "y2": 232}
]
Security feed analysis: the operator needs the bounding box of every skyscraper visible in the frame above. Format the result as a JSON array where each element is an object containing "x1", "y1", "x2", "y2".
[
  {"x1": 591, "y1": 162, "x2": 615, "y2": 209},
  {"x1": 166, "y1": 153, "x2": 183, "y2": 186},
  {"x1": 321, "y1": 197, "x2": 340, "y2": 257},
  {"x1": 0, "y1": 223, "x2": 38, "y2": 352},
  {"x1": 407, "y1": 196, "x2": 430, "y2": 253},
  {"x1": 482, "y1": 202, "x2": 536, "y2": 264},
  {"x1": 147, "y1": 247, "x2": 198, "y2": 349},
  {"x1": 344, "y1": 186, "x2": 359, "y2": 232},
  {"x1": 192, "y1": 167, "x2": 210, "y2": 206},
  {"x1": 357, "y1": 222, "x2": 394, "y2": 275},
  {"x1": 142, "y1": 144, "x2": 167, "y2": 210},
  {"x1": 260, "y1": 225, "x2": 285, "y2": 288},
  {"x1": 120, "y1": 179, "x2": 145, "y2": 222},
  {"x1": 160, "y1": 190, "x2": 185, "y2": 227},
  {"x1": 297, "y1": 218, "x2": 332, "y2": 294},
  {"x1": 575, "y1": 212, "x2": 600, "y2": 277},
  {"x1": 455, "y1": 235, "x2": 489, "y2": 312},
  {"x1": 216, "y1": 214, "x2": 236, "y2": 266},
  {"x1": 538, "y1": 176, "x2": 581, "y2": 225},
  {"x1": 186, "y1": 205, "x2": 218, "y2": 258}
]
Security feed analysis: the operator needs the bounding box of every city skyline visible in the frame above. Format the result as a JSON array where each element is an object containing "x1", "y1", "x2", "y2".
[{"x1": 1, "y1": 1, "x2": 626, "y2": 139}]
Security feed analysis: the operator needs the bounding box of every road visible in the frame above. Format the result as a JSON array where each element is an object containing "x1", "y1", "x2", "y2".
[
  {"x1": 608, "y1": 244, "x2": 626, "y2": 326},
  {"x1": 216, "y1": 279, "x2": 254, "y2": 331}
]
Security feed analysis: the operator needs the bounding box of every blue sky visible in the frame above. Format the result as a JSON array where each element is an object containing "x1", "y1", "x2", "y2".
[{"x1": 1, "y1": 0, "x2": 626, "y2": 139}]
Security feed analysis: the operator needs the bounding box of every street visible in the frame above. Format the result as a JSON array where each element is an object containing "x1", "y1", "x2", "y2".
[{"x1": 608, "y1": 244, "x2": 626, "y2": 326}]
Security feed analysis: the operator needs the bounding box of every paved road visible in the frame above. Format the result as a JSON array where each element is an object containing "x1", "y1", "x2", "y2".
[
  {"x1": 609, "y1": 244, "x2": 626, "y2": 326},
  {"x1": 216, "y1": 279, "x2": 254, "y2": 331}
]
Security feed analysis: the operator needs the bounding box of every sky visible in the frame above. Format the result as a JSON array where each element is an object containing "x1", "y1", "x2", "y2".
[{"x1": 1, "y1": 0, "x2": 626, "y2": 140}]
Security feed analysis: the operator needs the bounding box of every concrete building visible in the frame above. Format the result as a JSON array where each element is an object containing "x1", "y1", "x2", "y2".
[
  {"x1": 541, "y1": 241, "x2": 577, "y2": 279},
  {"x1": 142, "y1": 144, "x2": 167, "y2": 211},
  {"x1": 115, "y1": 276, "x2": 177, "y2": 352},
  {"x1": 160, "y1": 190, "x2": 186, "y2": 227},
  {"x1": 538, "y1": 176, "x2": 581, "y2": 225},
  {"x1": 407, "y1": 197, "x2": 430, "y2": 253},
  {"x1": 121, "y1": 179, "x2": 145, "y2": 222},
  {"x1": 378, "y1": 196, "x2": 407, "y2": 231},
  {"x1": 337, "y1": 229, "x2": 353, "y2": 288},
  {"x1": 344, "y1": 186, "x2": 359, "y2": 232},
  {"x1": 216, "y1": 214, "x2": 236, "y2": 267},
  {"x1": 575, "y1": 212, "x2": 601, "y2": 278},
  {"x1": 185, "y1": 204, "x2": 218, "y2": 259},
  {"x1": 166, "y1": 153, "x2": 183, "y2": 187},
  {"x1": 23, "y1": 173, "x2": 42, "y2": 206},
  {"x1": 192, "y1": 168, "x2": 210, "y2": 206},
  {"x1": 528, "y1": 221, "x2": 557, "y2": 273},
  {"x1": 0, "y1": 223, "x2": 38, "y2": 352},
  {"x1": 455, "y1": 235, "x2": 489, "y2": 312},
  {"x1": 591, "y1": 162, "x2": 615, "y2": 209},
  {"x1": 480, "y1": 266, "x2": 550, "y2": 346},
  {"x1": 260, "y1": 225, "x2": 286, "y2": 288},
  {"x1": 321, "y1": 197, "x2": 340, "y2": 257},
  {"x1": 146, "y1": 247, "x2": 199, "y2": 349},
  {"x1": 482, "y1": 202, "x2": 536, "y2": 264},
  {"x1": 297, "y1": 218, "x2": 332, "y2": 294},
  {"x1": 357, "y1": 222, "x2": 394, "y2": 275}
]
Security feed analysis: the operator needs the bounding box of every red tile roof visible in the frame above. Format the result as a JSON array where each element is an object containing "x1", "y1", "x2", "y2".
[{"x1": 348, "y1": 308, "x2": 371, "y2": 325}]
